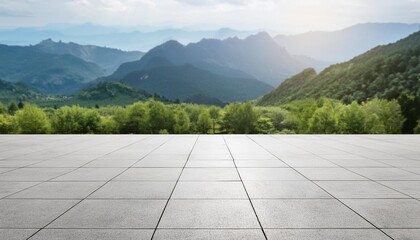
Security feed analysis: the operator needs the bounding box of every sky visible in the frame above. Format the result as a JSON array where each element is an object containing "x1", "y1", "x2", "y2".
[{"x1": 0, "y1": 0, "x2": 419, "y2": 33}]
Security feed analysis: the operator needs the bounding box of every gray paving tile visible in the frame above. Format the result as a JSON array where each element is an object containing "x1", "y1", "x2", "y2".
[
  {"x1": 327, "y1": 158, "x2": 389, "y2": 167},
  {"x1": 0, "y1": 199, "x2": 78, "y2": 228},
  {"x1": 0, "y1": 168, "x2": 16, "y2": 173},
  {"x1": 153, "y1": 229, "x2": 265, "y2": 240},
  {"x1": 253, "y1": 199, "x2": 372, "y2": 228},
  {"x1": 0, "y1": 160, "x2": 40, "y2": 168},
  {"x1": 84, "y1": 159, "x2": 139, "y2": 168},
  {"x1": 30, "y1": 159, "x2": 94, "y2": 168},
  {"x1": 378, "y1": 159, "x2": 420, "y2": 168},
  {"x1": 0, "y1": 168, "x2": 75, "y2": 181},
  {"x1": 189, "y1": 154, "x2": 232, "y2": 160},
  {"x1": 54, "y1": 168, "x2": 125, "y2": 181},
  {"x1": 185, "y1": 161, "x2": 235, "y2": 168},
  {"x1": 265, "y1": 229, "x2": 391, "y2": 240},
  {"x1": 48, "y1": 200, "x2": 166, "y2": 228},
  {"x1": 403, "y1": 168, "x2": 420, "y2": 175},
  {"x1": 158, "y1": 200, "x2": 260, "y2": 228},
  {"x1": 89, "y1": 181, "x2": 175, "y2": 199},
  {"x1": 379, "y1": 181, "x2": 420, "y2": 198},
  {"x1": 133, "y1": 160, "x2": 186, "y2": 168},
  {"x1": 350, "y1": 168, "x2": 420, "y2": 180},
  {"x1": 282, "y1": 158, "x2": 337, "y2": 167},
  {"x1": 0, "y1": 181, "x2": 39, "y2": 198},
  {"x1": 30, "y1": 229, "x2": 153, "y2": 240},
  {"x1": 233, "y1": 154, "x2": 276, "y2": 160},
  {"x1": 172, "y1": 182, "x2": 247, "y2": 199},
  {"x1": 296, "y1": 168, "x2": 367, "y2": 180},
  {"x1": 316, "y1": 181, "x2": 408, "y2": 198},
  {"x1": 0, "y1": 229, "x2": 38, "y2": 240},
  {"x1": 382, "y1": 229, "x2": 420, "y2": 240},
  {"x1": 180, "y1": 168, "x2": 239, "y2": 181},
  {"x1": 244, "y1": 181, "x2": 331, "y2": 199},
  {"x1": 342, "y1": 199, "x2": 420, "y2": 228},
  {"x1": 238, "y1": 168, "x2": 306, "y2": 180},
  {"x1": 9, "y1": 182, "x2": 103, "y2": 199},
  {"x1": 115, "y1": 168, "x2": 182, "y2": 181},
  {"x1": 235, "y1": 160, "x2": 288, "y2": 168}
]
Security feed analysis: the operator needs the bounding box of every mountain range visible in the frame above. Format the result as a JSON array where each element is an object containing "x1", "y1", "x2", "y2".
[
  {"x1": 275, "y1": 23, "x2": 420, "y2": 62},
  {"x1": 0, "y1": 23, "x2": 255, "y2": 51},
  {"x1": 259, "y1": 30, "x2": 420, "y2": 105},
  {"x1": 111, "y1": 32, "x2": 326, "y2": 87},
  {"x1": 35, "y1": 39, "x2": 144, "y2": 74}
]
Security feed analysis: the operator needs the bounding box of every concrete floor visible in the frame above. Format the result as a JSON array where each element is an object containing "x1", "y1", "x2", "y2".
[{"x1": 0, "y1": 135, "x2": 419, "y2": 240}]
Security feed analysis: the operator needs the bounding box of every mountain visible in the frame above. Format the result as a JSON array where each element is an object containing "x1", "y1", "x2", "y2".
[
  {"x1": 0, "y1": 24, "x2": 255, "y2": 51},
  {"x1": 112, "y1": 32, "x2": 326, "y2": 86},
  {"x1": 0, "y1": 44, "x2": 105, "y2": 95},
  {"x1": 35, "y1": 39, "x2": 144, "y2": 74},
  {"x1": 116, "y1": 64, "x2": 273, "y2": 102},
  {"x1": 275, "y1": 23, "x2": 420, "y2": 62},
  {"x1": 0, "y1": 79, "x2": 44, "y2": 103},
  {"x1": 258, "y1": 31, "x2": 420, "y2": 106}
]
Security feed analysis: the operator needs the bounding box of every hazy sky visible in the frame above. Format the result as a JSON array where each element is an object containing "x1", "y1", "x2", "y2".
[{"x1": 1, "y1": 0, "x2": 419, "y2": 33}]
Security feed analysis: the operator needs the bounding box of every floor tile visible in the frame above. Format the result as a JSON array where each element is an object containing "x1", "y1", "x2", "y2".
[
  {"x1": 296, "y1": 168, "x2": 367, "y2": 180},
  {"x1": 0, "y1": 168, "x2": 75, "y2": 181},
  {"x1": 48, "y1": 200, "x2": 166, "y2": 228},
  {"x1": 316, "y1": 181, "x2": 408, "y2": 198},
  {"x1": 172, "y1": 182, "x2": 247, "y2": 199},
  {"x1": 342, "y1": 199, "x2": 420, "y2": 228},
  {"x1": 253, "y1": 199, "x2": 372, "y2": 228},
  {"x1": 0, "y1": 229, "x2": 38, "y2": 240},
  {"x1": 89, "y1": 181, "x2": 175, "y2": 199},
  {"x1": 238, "y1": 168, "x2": 306, "y2": 181},
  {"x1": 265, "y1": 229, "x2": 391, "y2": 240},
  {"x1": 244, "y1": 181, "x2": 330, "y2": 199},
  {"x1": 9, "y1": 182, "x2": 103, "y2": 199},
  {"x1": 54, "y1": 168, "x2": 125, "y2": 181},
  {"x1": 153, "y1": 229, "x2": 265, "y2": 240},
  {"x1": 158, "y1": 200, "x2": 259, "y2": 228},
  {"x1": 379, "y1": 181, "x2": 420, "y2": 198},
  {"x1": 115, "y1": 168, "x2": 182, "y2": 181},
  {"x1": 350, "y1": 168, "x2": 420, "y2": 180},
  {"x1": 180, "y1": 168, "x2": 239, "y2": 181},
  {"x1": 30, "y1": 229, "x2": 153, "y2": 240},
  {"x1": 0, "y1": 199, "x2": 78, "y2": 228}
]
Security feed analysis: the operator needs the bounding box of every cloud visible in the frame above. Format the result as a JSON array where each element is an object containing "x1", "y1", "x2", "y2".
[{"x1": 175, "y1": 0, "x2": 251, "y2": 6}]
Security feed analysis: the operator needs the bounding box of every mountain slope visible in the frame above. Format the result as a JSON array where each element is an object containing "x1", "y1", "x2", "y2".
[
  {"x1": 118, "y1": 64, "x2": 273, "y2": 102},
  {"x1": 259, "y1": 30, "x2": 420, "y2": 106},
  {"x1": 35, "y1": 39, "x2": 144, "y2": 74},
  {"x1": 112, "y1": 32, "x2": 326, "y2": 86},
  {"x1": 0, "y1": 44, "x2": 105, "y2": 94},
  {"x1": 275, "y1": 23, "x2": 420, "y2": 62},
  {"x1": 0, "y1": 79, "x2": 44, "y2": 103}
]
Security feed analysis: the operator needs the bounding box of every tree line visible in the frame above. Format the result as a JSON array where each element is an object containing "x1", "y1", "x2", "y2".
[{"x1": 0, "y1": 98, "x2": 418, "y2": 134}]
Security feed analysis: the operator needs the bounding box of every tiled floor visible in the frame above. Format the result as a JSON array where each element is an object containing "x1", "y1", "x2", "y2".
[{"x1": 0, "y1": 135, "x2": 419, "y2": 240}]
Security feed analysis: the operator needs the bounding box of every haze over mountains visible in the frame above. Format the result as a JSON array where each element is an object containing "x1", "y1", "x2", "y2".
[
  {"x1": 275, "y1": 23, "x2": 420, "y2": 62},
  {"x1": 0, "y1": 24, "x2": 255, "y2": 51}
]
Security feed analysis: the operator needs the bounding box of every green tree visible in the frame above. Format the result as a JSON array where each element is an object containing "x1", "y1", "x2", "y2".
[
  {"x1": 339, "y1": 102, "x2": 366, "y2": 134},
  {"x1": 0, "y1": 103, "x2": 7, "y2": 114},
  {"x1": 362, "y1": 98, "x2": 404, "y2": 134},
  {"x1": 148, "y1": 100, "x2": 168, "y2": 134},
  {"x1": 414, "y1": 120, "x2": 420, "y2": 134},
  {"x1": 0, "y1": 114, "x2": 16, "y2": 134},
  {"x1": 16, "y1": 104, "x2": 50, "y2": 134},
  {"x1": 51, "y1": 106, "x2": 101, "y2": 134},
  {"x1": 7, "y1": 102, "x2": 18, "y2": 115},
  {"x1": 197, "y1": 109, "x2": 211, "y2": 134},
  {"x1": 308, "y1": 100, "x2": 340, "y2": 134},
  {"x1": 82, "y1": 109, "x2": 101, "y2": 133},
  {"x1": 126, "y1": 102, "x2": 149, "y2": 133},
  {"x1": 100, "y1": 117, "x2": 119, "y2": 134},
  {"x1": 113, "y1": 107, "x2": 129, "y2": 133},
  {"x1": 174, "y1": 109, "x2": 190, "y2": 134},
  {"x1": 364, "y1": 113, "x2": 386, "y2": 134},
  {"x1": 256, "y1": 116, "x2": 276, "y2": 134},
  {"x1": 208, "y1": 106, "x2": 220, "y2": 134},
  {"x1": 222, "y1": 103, "x2": 258, "y2": 134}
]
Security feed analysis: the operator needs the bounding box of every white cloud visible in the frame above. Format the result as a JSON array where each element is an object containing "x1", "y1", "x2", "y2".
[{"x1": 0, "y1": 0, "x2": 418, "y2": 33}]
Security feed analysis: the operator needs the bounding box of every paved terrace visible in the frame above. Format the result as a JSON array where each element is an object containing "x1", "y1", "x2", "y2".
[{"x1": 0, "y1": 135, "x2": 419, "y2": 240}]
